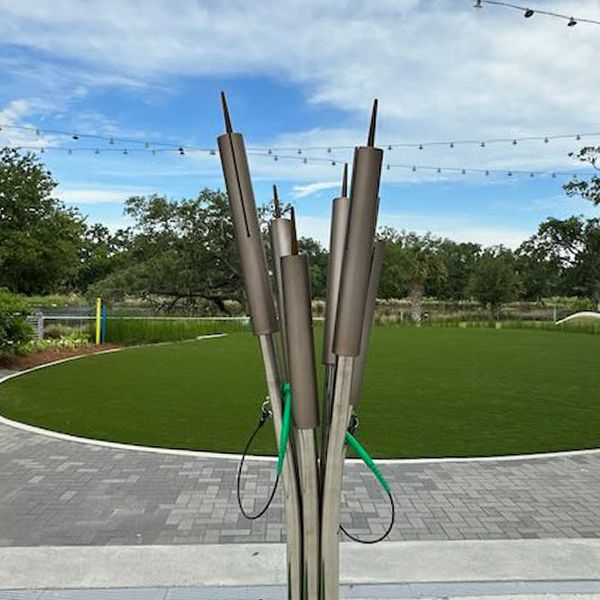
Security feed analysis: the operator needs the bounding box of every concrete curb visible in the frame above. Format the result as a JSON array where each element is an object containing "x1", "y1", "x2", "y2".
[{"x1": 2, "y1": 540, "x2": 600, "y2": 590}]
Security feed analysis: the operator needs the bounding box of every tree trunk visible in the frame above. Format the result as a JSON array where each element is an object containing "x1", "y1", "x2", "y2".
[{"x1": 409, "y1": 282, "x2": 425, "y2": 325}]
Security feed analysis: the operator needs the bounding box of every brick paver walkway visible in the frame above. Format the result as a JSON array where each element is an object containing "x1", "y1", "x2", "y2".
[{"x1": 1, "y1": 404, "x2": 600, "y2": 546}]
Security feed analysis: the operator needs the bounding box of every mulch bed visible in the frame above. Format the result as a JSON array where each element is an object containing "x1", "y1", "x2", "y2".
[{"x1": 0, "y1": 344, "x2": 121, "y2": 371}]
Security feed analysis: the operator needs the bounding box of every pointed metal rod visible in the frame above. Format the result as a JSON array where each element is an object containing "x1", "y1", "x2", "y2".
[
  {"x1": 221, "y1": 91, "x2": 233, "y2": 134},
  {"x1": 273, "y1": 184, "x2": 281, "y2": 218},
  {"x1": 341, "y1": 162, "x2": 348, "y2": 197},
  {"x1": 290, "y1": 206, "x2": 299, "y2": 255},
  {"x1": 367, "y1": 99, "x2": 378, "y2": 147}
]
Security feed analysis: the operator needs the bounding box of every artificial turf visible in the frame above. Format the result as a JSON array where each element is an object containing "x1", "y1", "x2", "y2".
[{"x1": 1, "y1": 327, "x2": 599, "y2": 458}]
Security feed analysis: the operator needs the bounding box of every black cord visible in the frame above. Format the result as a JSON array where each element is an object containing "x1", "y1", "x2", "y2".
[
  {"x1": 236, "y1": 405, "x2": 280, "y2": 520},
  {"x1": 340, "y1": 424, "x2": 395, "y2": 544},
  {"x1": 340, "y1": 489, "x2": 395, "y2": 544}
]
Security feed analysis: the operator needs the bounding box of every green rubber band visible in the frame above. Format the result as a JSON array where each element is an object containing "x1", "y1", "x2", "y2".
[
  {"x1": 345, "y1": 431, "x2": 391, "y2": 493},
  {"x1": 276, "y1": 382, "x2": 292, "y2": 476}
]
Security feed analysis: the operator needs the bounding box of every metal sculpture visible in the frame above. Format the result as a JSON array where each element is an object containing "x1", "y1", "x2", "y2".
[{"x1": 218, "y1": 94, "x2": 388, "y2": 600}]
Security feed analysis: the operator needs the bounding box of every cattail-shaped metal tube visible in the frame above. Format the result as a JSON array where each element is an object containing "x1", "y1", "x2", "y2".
[
  {"x1": 282, "y1": 254, "x2": 319, "y2": 429},
  {"x1": 217, "y1": 130, "x2": 277, "y2": 335},
  {"x1": 333, "y1": 147, "x2": 383, "y2": 356},
  {"x1": 322, "y1": 164, "x2": 350, "y2": 366},
  {"x1": 350, "y1": 240, "x2": 385, "y2": 406},
  {"x1": 322, "y1": 100, "x2": 383, "y2": 600},
  {"x1": 217, "y1": 93, "x2": 302, "y2": 600},
  {"x1": 270, "y1": 188, "x2": 293, "y2": 377},
  {"x1": 281, "y1": 253, "x2": 320, "y2": 600}
]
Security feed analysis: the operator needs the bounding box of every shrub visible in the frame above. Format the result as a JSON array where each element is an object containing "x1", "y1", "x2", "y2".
[
  {"x1": 24, "y1": 331, "x2": 91, "y2": 353},
  {"x1": 0, "y1": 288, "x2": 32, "y2": 354}
]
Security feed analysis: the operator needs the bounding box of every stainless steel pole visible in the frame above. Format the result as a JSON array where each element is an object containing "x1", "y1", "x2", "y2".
[
  {"x1": 258, "y1": 334, "x2": 303, "y2": 600},
  {"x1": 281, "y1": 253, "x2": 321, "y2": 599},
  {"x1": 218, "y1": 93, "x2": 303, "y2": 600},
  {"x1": 321, "y1": 165, "x2": 350, "y2": 489},
  {"x1": 321, "y1": 100, "x2": 383, "y2": 600},
  {"x1": 320, "y1": 355, "x2": 353, "y2": 599}
]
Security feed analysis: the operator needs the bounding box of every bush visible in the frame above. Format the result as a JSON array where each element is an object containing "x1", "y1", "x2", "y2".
[
  {"x1": 0, "y1": 288, "x2": 32, "y2": 354},
  {"x1": 24, "y1": 331, "x2": 91, "y2": 353}
]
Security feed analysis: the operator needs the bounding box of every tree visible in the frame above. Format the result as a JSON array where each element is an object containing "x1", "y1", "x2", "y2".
[
  {"x1": 527, "y1": 216, "x2": 600, "y2": 311},
  {"x1": 379, "y1": 228, "x2": 447, "y2": 322},
  {"x1": 0, "y1": 148, "x2": 86, "y2": 294},
  {"x1": 298, "y1": 237, "x2": 328, "y2": 298},
  {"x1": 515, "y1": 237, "x2": 561, "y2": 301},
  {"x1": 430, "y1": 240, "x2": 481, "y2": 300},
  {"x1": 564, "y1": 146, "x2": 600, "y2": 206},
  {"x1": 469, "y1": 247, "x2": 521, "y2": 317},
  {"x1": 75, "y1": 224, "x2": 131, "y2": 292},
  {"x1": 0, "y1": 288, "x2": 31, "y2": 354},
  {"x1": 92, "y1": 190, "x2": 243, "y2": 313}
]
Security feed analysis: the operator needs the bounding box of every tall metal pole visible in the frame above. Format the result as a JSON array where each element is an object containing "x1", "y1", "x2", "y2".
[
  {"x1": 281, "y1": 250, "x2": 321, "y2": 600},
  {"x1": 321, "y1": 165, "x2": 350, "y2": 488},
  {"x1": 270, "y1": 186, "x2": 292, "y2": 380},
  {"x1": 350, "y1": 240, "x2": 386, "y2": 407},
  {"x1": 321, "y1": 100, "x2": 383, "y2": 600},
  {"x1": 217, "y1": 93, "x2": 303, "y2": 600}
]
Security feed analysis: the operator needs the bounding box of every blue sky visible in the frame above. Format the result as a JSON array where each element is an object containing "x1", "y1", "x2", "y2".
[{"x1": 0, "y1": 0, "x2": 598, "y2": 247}]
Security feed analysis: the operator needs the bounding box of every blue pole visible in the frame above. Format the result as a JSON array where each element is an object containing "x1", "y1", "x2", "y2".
[{"x1": 101, "y1": 305, "x2": 107, "y2": 344}]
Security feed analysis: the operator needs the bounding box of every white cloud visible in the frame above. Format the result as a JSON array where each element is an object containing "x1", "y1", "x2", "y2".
[
  {"x1": 292, "y1": 180, "x2": 340, "y2": 198},
  {"x1": 1, "y1": 0, "x2": 598, "y2": 180},
  {"x1": 56, "y1": 186, "x2": 141, "y2": 204}
]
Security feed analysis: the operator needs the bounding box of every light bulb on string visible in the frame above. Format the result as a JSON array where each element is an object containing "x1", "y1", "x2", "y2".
[
  {"x1": 387, "y1": 145, "x2": 392, "y2": 151},
  {"x1": 524, "y1": 9, "x2": 534, "y2": 18},
  {"x1": 109, "y1": 138, "x2": 115, "y2": 145},
  {"x1": 544, "y1": 137, "x2": 549, "y2": 143},
  {"x1": 508, "y1": 171, "x2": 513, "y2": 176},
  {"x1": 481, "y1": 141, "x2": 485, "y2": 147},
  {"x1": 512, "y1": 139, "x2": 517, "y2": 145},
  {"x1": 209, "y1": 149, "x2": 216, "y2": 156},
  {"x1": 568, "y1": 17, "x2": 577, "y2": 26}
]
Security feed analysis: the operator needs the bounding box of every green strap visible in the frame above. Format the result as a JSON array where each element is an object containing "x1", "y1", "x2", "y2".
[
  {"x1": 276, "y1": 382, "x2": 292, "y2": 476},
  {"x1": 345, "y1": 431, "x2": 391, "y2": 493}
]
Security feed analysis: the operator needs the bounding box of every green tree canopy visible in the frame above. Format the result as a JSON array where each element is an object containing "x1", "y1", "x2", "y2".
[
  {"x1": 0, "y1": 148, "x2": 86, "y2": 294},
  {"x1": 469, "y1": 246, "x2": 521, "y2": 317},
  {"x1": 91, "y1": 190, "x2": 243, "y2": 312},
  {"x1": 564, "y1": 146, "x2": 600, "y2": 206},
  {"x1": 379, "y1": 228, "x2": 447, "y2": 322}
]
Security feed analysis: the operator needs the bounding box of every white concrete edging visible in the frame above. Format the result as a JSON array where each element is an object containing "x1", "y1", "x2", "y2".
[{"x1": 1, "y1": 337, "x2": 600, "y2": 465}]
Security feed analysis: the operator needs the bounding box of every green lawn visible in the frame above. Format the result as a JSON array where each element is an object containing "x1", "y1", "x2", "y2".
[{"x1": 1, "y1": 328, "x2": 599, "y2": 458}]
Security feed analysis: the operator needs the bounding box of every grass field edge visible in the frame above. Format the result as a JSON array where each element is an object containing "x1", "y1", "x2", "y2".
[{"x1": 2, "y1": 347, "x2": 600, "y2": 465}]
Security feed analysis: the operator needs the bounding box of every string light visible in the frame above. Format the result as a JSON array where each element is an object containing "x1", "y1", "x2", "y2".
[
  {"x1": 3, "y1": 142, "x2": 589, "y2": 181},
  {"x1": 1, "y1": 121, "x2": 598, "y2": 156},
  {"x1": 471, "y1": 1, "x2": 600, "y2": 27}
]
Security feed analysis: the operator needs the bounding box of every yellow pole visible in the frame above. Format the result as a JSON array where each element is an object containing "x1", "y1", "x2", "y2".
[{"x1": 95, "y1": 297, "x2": 102, "y2": 345}]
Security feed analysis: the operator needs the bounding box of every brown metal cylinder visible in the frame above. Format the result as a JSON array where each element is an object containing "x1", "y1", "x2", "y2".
[
  {"x1": 270, "y1": 217, "x2": 293, "y2": 375},
  {"x1": 218, "y1": 133, "x2": 277, "y2": 335},
  {"x1": 333, "y1": 146, "x2": 383, "y2": 357},
  {"x1": 322, "y1": 196, "x2": 350, "y2": 365},
  {"x1": 281, "y1": 254, "x2": 319, "y2": 429},
  {"x1": 350, "y1": 240, "x2": 385, "y2": 406}
]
